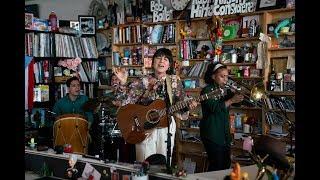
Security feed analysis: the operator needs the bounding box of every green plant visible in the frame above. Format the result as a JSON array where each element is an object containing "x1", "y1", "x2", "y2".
[{"x1": 39, "y1": 162, "x2": 53, "y2": 177}]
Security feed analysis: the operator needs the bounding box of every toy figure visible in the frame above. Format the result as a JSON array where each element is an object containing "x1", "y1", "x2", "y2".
[{"x1": 66, "y1": 154, "x2": 79, "y2": 179}]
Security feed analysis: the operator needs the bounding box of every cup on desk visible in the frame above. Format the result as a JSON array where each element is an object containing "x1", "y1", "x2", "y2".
[{"x1": 243, "y1": 124, "x2": 252, "y2": 134}]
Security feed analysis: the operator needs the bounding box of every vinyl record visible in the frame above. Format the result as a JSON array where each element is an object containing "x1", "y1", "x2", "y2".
[
  {"x1": 223, "y1": 26, "x2": 234, "y2": 40},
  {"x1": 223, "y1": 25, "x2": 237, "y2": 40}
]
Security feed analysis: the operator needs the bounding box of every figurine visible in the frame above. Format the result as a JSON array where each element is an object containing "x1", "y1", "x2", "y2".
[{"x1": 66, "y1": 154, "x2": 79, "y2": 179}]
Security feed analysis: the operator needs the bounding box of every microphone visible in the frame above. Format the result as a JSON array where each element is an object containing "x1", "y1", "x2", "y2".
[{"x1": 46, "y1": 110, "x2": 57, "y2": 115}]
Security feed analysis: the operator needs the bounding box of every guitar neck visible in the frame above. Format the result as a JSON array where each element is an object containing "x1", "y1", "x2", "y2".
[{"x1": 158, "y1": 88, "x2": 223, "y2": 117}]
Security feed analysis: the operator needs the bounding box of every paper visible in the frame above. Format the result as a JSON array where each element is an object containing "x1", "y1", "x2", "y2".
[{"x1": 81, "y1": 163, "x2": 101, "y2": 180}]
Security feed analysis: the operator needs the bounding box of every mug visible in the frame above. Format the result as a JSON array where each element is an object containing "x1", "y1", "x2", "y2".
[
  {"x1": 243, "y1": 124, "x2": 252, "y2": 134},
  {"x1": 184, "y1": 80, "x2": 192, "y2": 88}
]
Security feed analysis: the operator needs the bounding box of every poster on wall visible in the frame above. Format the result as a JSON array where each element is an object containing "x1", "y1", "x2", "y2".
[
  {"x1": 79, "y1": 16, "x2": 96, "y2": 35},
  {"x1": 256, "y1": 0, "x2": 286, "y2": 11},
  {"x1": 25, "y1": 4, "x2": 39, "y2": 17}
]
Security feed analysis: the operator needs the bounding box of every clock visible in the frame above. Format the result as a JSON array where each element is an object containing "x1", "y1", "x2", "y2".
[{"x1": 171, "y1": 0, "x2": 190, "y2": 11}]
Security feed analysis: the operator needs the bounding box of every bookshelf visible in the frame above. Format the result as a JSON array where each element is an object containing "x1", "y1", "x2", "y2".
[
  {"x1": 111, "y1": 21, "x2": 178, "y2": 81},
  {"x1": 25, "y1": 28, "x2": 99, "y2": 130},
  {"x1": 262, "y1": 7, "x2": 295, "y2": 157},
  {"x1": 174, "y1": 7, "x2": 296, "y2": 169}
]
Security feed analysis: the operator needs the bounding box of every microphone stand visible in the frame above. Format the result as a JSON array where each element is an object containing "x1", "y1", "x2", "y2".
[
  {"x1": 164, "y1": 79, "x2": 173, "y2": 174},
  {"x1": 271, "y1": 96, "x2": 295, "y2": 157}
]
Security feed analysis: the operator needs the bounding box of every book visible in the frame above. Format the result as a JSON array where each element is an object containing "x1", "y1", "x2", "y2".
[{"x1": 54, "y1": 67, "x2": 62, "y2": 76}]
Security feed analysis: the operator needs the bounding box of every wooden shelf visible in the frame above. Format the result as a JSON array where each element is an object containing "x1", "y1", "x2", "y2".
[
  {"x1": 143, "y1": 20, "x2": 177, "y2": 25},
  {"x1": 184, "y1": 88, "x2": 202, "y2": 92},
  {"x1": 223, "y1": 37, "x2": 260, "y2": 43},
  {"x1": 116, "y1": 22, "x2": 142, "y2": 27},
  {"x1": 229, "y1": 76, "x2": 264, "y2": 80},
  {"x1": 264, "y1": 7, "x2": 295, "y2": 14},
  {"x1": 180, "y1": 140, "x2": 202, "y2": 144},
  {"x1": 179, "y1": 151, "x2": 206, "y2": 157},
  {"x1": 230, "y1": 106, "x2": 262, "y2": 110},
  {"x1": 223, "y1": 62, "x2": 256, "y2": 66},
  {"x1": 113, "y1": 65, "x2": 143, "y2": 68},
  {"x1": 144, "y1": 43, "x2": 176, "y2": 46},
  {"x1": 33, "y1": 57, "x2": 98, "y2": 60},
  {"x1": 98, "y1": 54, "x2": 112, "y2": 58},
  {"x1": 268, "y1": 47, "x2": 295, "y2": 51},
  {"x1": 188, "y1": 116, "x2": 202, "y2": 120},
  {"x1": 181, "y1": 77, "x2": 201, "y2": 80},
  {"x1": 185, "y1": 58, "x2": 212, "y2": 61},
  {"x1": 178, "y1": 17, "x2": 210, "y2": 22},
  {"x1": 98, "y1": 85, "x2": 113, "y2": 90},
  {"x1": 180, "y1": 127, "x2": 200, "y2": 132},
  {"x1": 113, "y1": 43, "x2": 142, "y2": 46},
  {"x1": 181, "y1": 38, "x2": 210, "y2": 41},
  {"x1": 267, "y1": 91, "x2": 295, "y2": 96},
  {"x1": 267, "y1": 32, "x2": 295, "y2": 37},
  {"x1": 97, "y1": 28, "x2": 111, "y2": 32},
  {"x1": 266, "y1": 109, "x2": 295, "y2": 113}
]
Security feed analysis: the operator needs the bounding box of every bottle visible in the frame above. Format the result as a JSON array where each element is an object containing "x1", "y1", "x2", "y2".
[
  {"x1": 269, "y1": 67, "x2": 276, "y2": 90},
  {"x1": 49, "y1": 11, "x2": 58, "y2": 32}
]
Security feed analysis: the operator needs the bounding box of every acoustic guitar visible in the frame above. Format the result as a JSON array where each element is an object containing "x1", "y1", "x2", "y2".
[{"x1": 117, "y1": 88, "x2": 225, "y2": 144}]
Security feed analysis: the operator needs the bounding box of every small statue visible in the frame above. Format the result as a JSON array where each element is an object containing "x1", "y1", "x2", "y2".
[{"x1": 66, "y1": 154, "x2": 79, "y2": 179}]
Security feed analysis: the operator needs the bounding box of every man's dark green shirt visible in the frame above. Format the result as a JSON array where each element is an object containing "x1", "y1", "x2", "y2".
[
  {"x1": 53, "y1": 94, "x2": 94, "y2": 126},
  {"x1": 200, "y1": 83, "x2": 232, "y2": 146}
]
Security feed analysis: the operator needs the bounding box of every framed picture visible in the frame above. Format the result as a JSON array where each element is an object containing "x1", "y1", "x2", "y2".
[
  {"x1": 25, "y1": 13, "x2": 33, "y2": 30},
  {"x1": 78, "y1": 16, "x2": 96, "y2": 35},
  {"x1": 70, "y1": 21, "x2": 80, "y2": 31},
  {"x1": 256, "y1": 0, "x2": 286, "y2": 11},
  {"x1": 25, "y1": 4, "x2": 39, "y2": 17}
]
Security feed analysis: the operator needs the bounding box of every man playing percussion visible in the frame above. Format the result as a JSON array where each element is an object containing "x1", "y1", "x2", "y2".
[{"x1": 53, "y1": 76, "x2": 94, "y2": 128}]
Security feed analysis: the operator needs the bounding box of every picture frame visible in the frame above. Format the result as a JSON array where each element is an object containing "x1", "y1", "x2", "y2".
[
  {"x1": 78, "y1": 15, "x2": 96, "y2": 35},
  {"x1": 25, "y1": 13, "x2": 34, "y2": 30},
  {"x1": 256, "y1": 0, "x2": 286, "y2": 11},
  {"x1": 70, "y1": 21, "x2": 80, "y2": 31}
]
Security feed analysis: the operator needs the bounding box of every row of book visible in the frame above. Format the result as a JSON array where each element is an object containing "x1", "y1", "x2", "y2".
[
  {"x1": 33, "y1": 85, "x2": 50, "y2": 102},
  {"x1": 25, "y1": 33, "x2": 54, "y2": 57},
  {"x1": 55, "y1": 34, "x2": 98, "y2": 58},
  {"x1": 264, "y1": 96, "x2": 295, "y2": 111},
  {"x1": 180, "y1": 40, "x2": 201, "y2": 60},
  {"x1": 113, "y1": 25, "x2": 142, "y2": 44},
  {"x1": 143, "y1": 24, "x2": 175, "y2": 44},
  {"x1": 181, "y1": 61, "x2": 209, "y2": 78},
  {"x1": 54, "y1": 83, "x2": 95, "y2": 99},
  {"x1": 78, "y1": 61, "x2": 98, "y2": 83},
  {"x1": 25, "y1": 32, "x2": 98, "y2": 58},
  {"x1": 33, "y1": 60, "x2": 53, "y2": 84}
]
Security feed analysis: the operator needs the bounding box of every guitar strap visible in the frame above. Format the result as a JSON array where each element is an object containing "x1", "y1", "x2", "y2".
[{"x1": 165, "y1": 74, "x2": 173, "y2": 106}]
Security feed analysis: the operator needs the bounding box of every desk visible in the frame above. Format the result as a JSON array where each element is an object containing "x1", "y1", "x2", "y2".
[
  {"x1": 186, "y1": 165, "x2": 266, "y2": 180},
  {"x1": 25, "y1": 149, "x2": 178, "y2": 180}
]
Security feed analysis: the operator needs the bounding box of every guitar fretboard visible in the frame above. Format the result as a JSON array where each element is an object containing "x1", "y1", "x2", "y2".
[{"x1": 158, "y1": 88, "x2": 223, "y2": 117}]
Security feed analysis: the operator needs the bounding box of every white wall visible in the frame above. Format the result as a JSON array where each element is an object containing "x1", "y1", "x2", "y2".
[{"x1": 25, "y1": 0, "x2": 92, "y2": 20}]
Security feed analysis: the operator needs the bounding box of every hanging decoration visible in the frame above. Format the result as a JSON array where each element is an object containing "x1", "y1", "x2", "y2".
[
  {"x1": 88, "y1": 0, "x2": 108, "y2": 20},
  {"x1": 206, "y1": 16, "x2": 224, "y2": 61}
]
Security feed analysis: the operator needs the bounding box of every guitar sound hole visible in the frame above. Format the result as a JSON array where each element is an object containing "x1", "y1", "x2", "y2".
[{"x1": 147, "y1": 110, "x2": 160, "y2": 124}]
